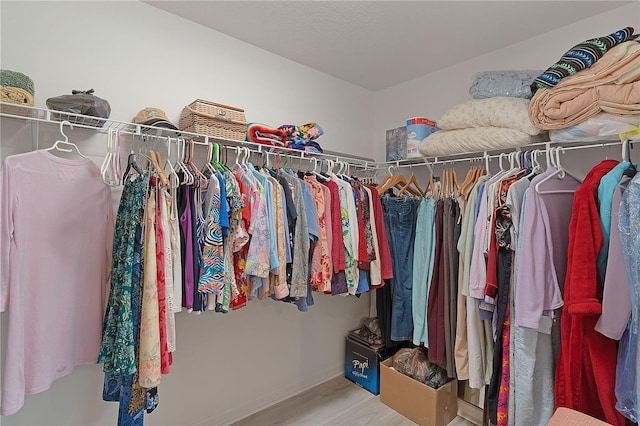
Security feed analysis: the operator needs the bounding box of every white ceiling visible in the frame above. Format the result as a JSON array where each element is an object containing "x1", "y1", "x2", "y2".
[{"x1": 146, "y1": 1, "x2": 631, "y2": 91}]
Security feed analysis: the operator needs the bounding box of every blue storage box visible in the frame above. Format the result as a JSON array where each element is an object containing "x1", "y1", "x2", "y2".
[{"x1": 344, "y1": 335, "x2": 396, "y2": 395}]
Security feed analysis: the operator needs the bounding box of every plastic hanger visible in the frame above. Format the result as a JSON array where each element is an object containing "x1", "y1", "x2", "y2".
[
  {"x1": 46, "y1": 120, "x2": 87, "y2": 158},
  {"x1": 164, "y1": 138, "x2": 181, "y2": 199},
  {"x1": 122, "y1": 150, "x2": 143, "y2": 183},
  {"x1": 498, "y1": 152, "x2": 508, "y2": 172},
  {"x1": 535, "y1": 147, "x2": 580, "y2": 194},
  {"x1": 522, "y1": 150, "x2": 542, "y2": 181},
  {"x1": 233, "y1": 146, "x2": 242, "y2": 169},
  {"x1": 175, "y1": 138, "x2": 194, "y2": 185},
  {"x1": 101, "y1": 127, "x2": 121, "y2": 186},
  {"x1": 202, "y1": 141, "x2": 217, "y2": 177},
  {"x1": 114, "y1": 129, "x2": 122, "y2": 180}
]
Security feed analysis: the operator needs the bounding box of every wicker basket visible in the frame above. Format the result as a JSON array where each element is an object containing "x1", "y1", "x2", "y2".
[
  {"x1": 179, "y1": 99, "x2": 247, "y2": 141},
  {"x1": 1, "y1": 86, "x2": 34, "y2": 117}
]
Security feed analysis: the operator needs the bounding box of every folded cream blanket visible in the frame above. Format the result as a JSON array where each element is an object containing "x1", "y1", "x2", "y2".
[{"x1": 529, "y1": 40, "x2": 640, "y2": 130}]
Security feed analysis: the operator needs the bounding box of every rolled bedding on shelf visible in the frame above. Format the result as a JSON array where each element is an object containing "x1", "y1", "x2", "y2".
[
  {"x1": 419, "y1": 96, "x2": 546, "y2": 156},
  {"x1": 437, "y1": 96, "x2": 544, "y2": 136},
  {"x1": 418, "y1": 127, "x2": 547, "y2": 157},
  {"x1": 529, "y1": 40, "x2": 640, "y2": 130}
]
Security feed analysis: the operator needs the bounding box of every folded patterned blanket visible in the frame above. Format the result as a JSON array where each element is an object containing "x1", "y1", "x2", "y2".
[
  {"x1": 531, "y1": 27, "x2": 636, "y2": 94},
  {"x1": 247, "y1": 123, "x2": 287, "y2": 146},
  {"x1": 278, "y1": 123, "x2": 324, "y2": 153},
  {"x1": 529, "y1": 40, "x2": 640, "y2": 130}
]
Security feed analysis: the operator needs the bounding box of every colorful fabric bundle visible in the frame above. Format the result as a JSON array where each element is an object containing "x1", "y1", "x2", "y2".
[
  {"x1": 278, "y1": 122, "x2": 324, "y2": 153},
  {"x1": 529, "y1": 40, "x2": 640, "y2": 130},
  {"x1": 531, "y1": 27, "x2": 636, "y2": 95},
  {"x1": 246, "y1": 123, "x2": 287, "y2": 147}
]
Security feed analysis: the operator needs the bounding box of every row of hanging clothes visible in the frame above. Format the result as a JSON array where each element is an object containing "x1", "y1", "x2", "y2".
[
  {"x1": 98, "y1": 133, "x2": 393, "y2": 425},
  {"x1": 375, "y1": 140, "x2": 640, "y2": 426}
]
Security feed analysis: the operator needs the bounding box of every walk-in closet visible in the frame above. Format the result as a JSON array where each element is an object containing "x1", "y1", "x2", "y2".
[{"x1": 1, "y1": 2, "x2": 639, "y2": 426}]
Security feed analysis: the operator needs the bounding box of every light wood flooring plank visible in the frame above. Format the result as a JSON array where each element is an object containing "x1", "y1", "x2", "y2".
[
  {"x1": 231, "y1": 377, "x2": 372, "y2": 426},
  {"x1": 231, "y1": 376, "x2": 478, "y2": 426}
]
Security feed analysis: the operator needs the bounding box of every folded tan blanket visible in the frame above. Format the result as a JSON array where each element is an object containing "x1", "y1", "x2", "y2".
[{"x1": 529, "y1": 40, "x2": 640, "y2": 130}]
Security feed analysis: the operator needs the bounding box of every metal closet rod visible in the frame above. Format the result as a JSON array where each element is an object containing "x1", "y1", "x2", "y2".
[
  {"x1": 375, "y1": 139, "x2": 637, "y2": 171},
  {"x1": 133, "y1": 133, "x2": 373, "y2": 170}
]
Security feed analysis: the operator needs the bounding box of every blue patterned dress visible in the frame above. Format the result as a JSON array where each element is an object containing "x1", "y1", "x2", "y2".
[{"x1": 616, "y1": 173, "x2": 640, "y2": 422}]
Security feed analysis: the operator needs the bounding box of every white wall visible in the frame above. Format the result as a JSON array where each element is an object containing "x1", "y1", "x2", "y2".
[
  {"x1": 0, "y1": 1, "x2": 373, "y2": 425},
  {"x1": 373, "y1": 2, "x2": 640, "y2": 163}
]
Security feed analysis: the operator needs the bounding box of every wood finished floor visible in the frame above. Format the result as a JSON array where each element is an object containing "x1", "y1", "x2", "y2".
[{"x1": 230, "y1": 376, "x2": 476, "y2": 426}]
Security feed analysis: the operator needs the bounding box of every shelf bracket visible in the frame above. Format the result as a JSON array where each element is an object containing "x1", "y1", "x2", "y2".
[{"x1": 30, "y1": 120, "x2": 39, "y2": 150}]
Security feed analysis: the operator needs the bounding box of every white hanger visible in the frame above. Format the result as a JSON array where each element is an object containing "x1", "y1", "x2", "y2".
[
  {"x1": 484, "y1": 152, "x2": 491, "y2": 175},
  {"x1": 622, "y1": 139, "x2": 631, "y2": 163},
  {"x1": 203, "y1": 141, "x2": 216, "y2": 176},
  {"x1": 164, "y1": 137, "x2": 181, "y2": 197},
  {"x1": 241, "y1": 147, "x2": 248, "y2": 166},
  {"x1": 498, "y1": 152, "x2": 508, "y2": 172},
  {"x1": 535, "y1": 147, "x2": 580, "y2": 194},
  {"x1": 46, "y1": 120, "x2": 87, "y2": 158},
  {"x1": 175, "y1": 137, "x2": 194, "y2": 185},
  {"x1": 101, "y1": 128, "x2": 120, "y2": 186},
  {"x1": 233, "y1": 147, "x2": 241, "y2": 169},
  {"x1": 521, "y1": 150, "x2": 541, "y2": 181},
  {"x1": 113, "y1": 129, "x2": 121, "y2": 180}
]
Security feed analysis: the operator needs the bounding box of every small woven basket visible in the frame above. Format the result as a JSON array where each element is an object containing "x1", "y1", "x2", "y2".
[
  {"x1": 179, "y1": 99, "x2": 247, "y2": 141},
  {"x1": 1, "y1": 70, "x2": 35, "y2": 117}
]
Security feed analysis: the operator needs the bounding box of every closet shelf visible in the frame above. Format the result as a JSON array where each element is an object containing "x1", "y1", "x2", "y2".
[
  {"x1": 3, "y1": 102, "x2": 638, "y2": 170},
  {"x1": 378, "y1": 134, "x2": 640, "y2": 170},
  {"x1": 0, "y1": 102, "x2": 374, "y2": 167}
]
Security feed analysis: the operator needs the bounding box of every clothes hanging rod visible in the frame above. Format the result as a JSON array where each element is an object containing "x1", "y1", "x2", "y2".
[{"x1": 376, "y1": 138, "x2": 639, "y2": 170}]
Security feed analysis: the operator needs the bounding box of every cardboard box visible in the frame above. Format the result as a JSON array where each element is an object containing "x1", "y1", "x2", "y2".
[
  {"x1": 380, "y1": 358, "x2": 458, "y2": 426},
  {"x1": 344, "y1": 336, "x2": 396, "y2": 395}
]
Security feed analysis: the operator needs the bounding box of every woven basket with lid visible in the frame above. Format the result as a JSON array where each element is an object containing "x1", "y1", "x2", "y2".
[{"x1": 179, "y1": 99, "x2": 247, "y2": 141}]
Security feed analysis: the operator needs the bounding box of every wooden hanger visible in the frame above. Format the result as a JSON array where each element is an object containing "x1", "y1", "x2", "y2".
[
  {"x1": 450, "y1": 163, "x2": 460, "y2": 197},
  {"x1": 440, "y1": 169, "x2": 449, "y2": 198},
  {"x1": 398, "y1": 173, "x2": 424, "y2": 197},
  {"x1": 457, "y1": 162, "x2": 477, "y2": 198},
  {"x1": 425, "y1": 172, "x2": 435, "y2": 197},
  {"x1": 188, "y1": 139, "x2": 208, "y2": 188},
  {"x1": 150, "y1": 150, "x2": 171, "y2": 188},
  {"x1": 376, "y1": 173, "x2": 408, "y2": 195}
]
